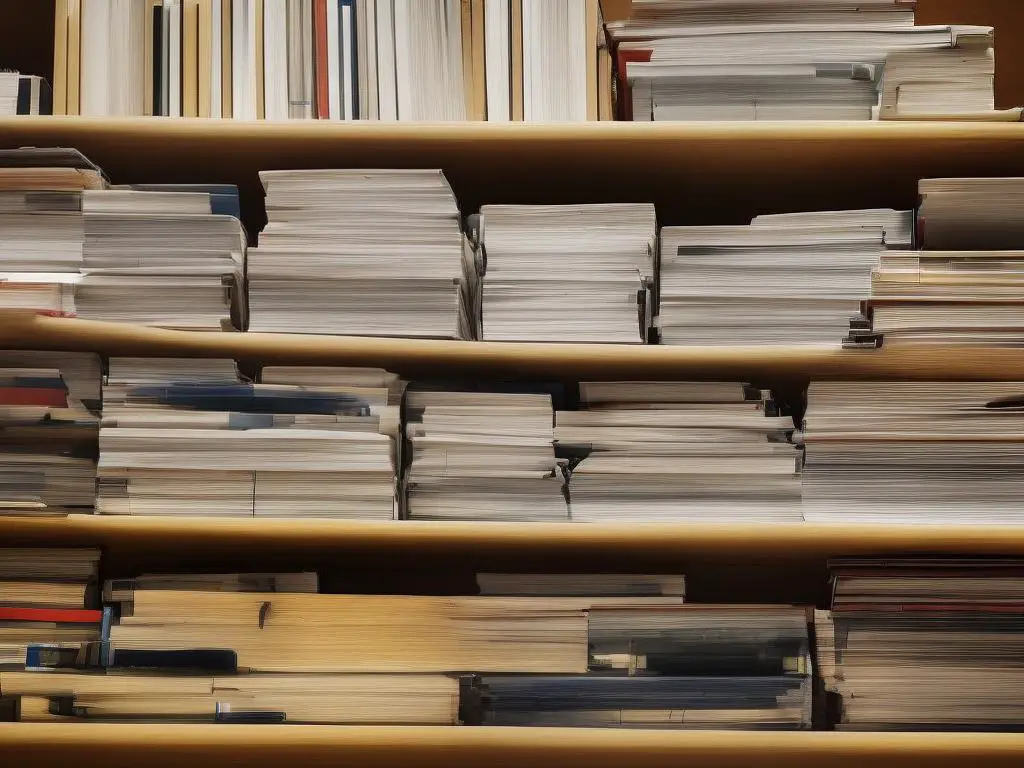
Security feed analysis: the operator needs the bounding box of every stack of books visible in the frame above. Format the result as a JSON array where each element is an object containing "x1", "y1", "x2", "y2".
[
  {"x1": 98, "y1": 359, "x2": 398, "y2": 518},
  {"x1": 607, "y1": 1, "x2": 995, "y2": 121},
  {"x1": 0, "y1": 548, "x2": 101, "y2": 670},
  {"x1": 817, "y1": 558, "x2": 1024, "y2": 731},
  {"x1": 2, "y1": 567, "x2": 815, "y2": 728},
  {"x1": 3, "y1": 569, "x2": 455, "y2": 724},
  {"x1": 403, "y1": 389, "x2": 566, "y2": 521},
  {"x1": 557, "y1": 382, "x2": 802, "y2": 522},
  {"x1": 861, "y1": 178, "x2": 1024, "y2": 347},
  {"x1": 0, "y1": 148, "x2": 102, "y2": 318},
  {"x1": 0, "y1": 365, "x2": 98, "y2": 516},
  {"x1": 802, "y1": 381, "x2": 1024, "y2": 524},
  {"x1": 659, "y1": 209, "x2": 911, "y2": 346},
  {"x1": 248, "y1": 169, "x2": 475, "y2": 338},
  {"x1": 0, "y1": 146, "x2": 245, "y2": 330},
  {"x1": 56, "y1": 0, "x2": 609, "y2": 121},
  {"x1": 0, "y1": 71, "x2": 53, "y2": 115},
  {"x1": 76, "y1": 185, "x2": 246, "y2": 330},
  {"x1": 477, "y1": 204, "x2": 657, "y2": 343}
]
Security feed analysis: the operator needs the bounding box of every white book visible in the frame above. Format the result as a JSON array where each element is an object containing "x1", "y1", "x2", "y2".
[
  {"x1": 341, "y1": 1, "x2": 355, "y2": 119},
  {"x1": 263, "y1": 0, "x2": 288, "y2": 119},
  {"x1": 231, "y1": 0, "x2": 257, "y2": 119},
  {"x1": 376, "y1": 0, "x2": 398, "y2": 120},
  {"x1": 168, "y1": 0, "x2": 182, "y2": 117},
  {"x1": 327, "y1": 0, "x2": 342, "y2": 119},
  {"x1": 484, "y1": 0, "x2": 510, "y2": 121}
]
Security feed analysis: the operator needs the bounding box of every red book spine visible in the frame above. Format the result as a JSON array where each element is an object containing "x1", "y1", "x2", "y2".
[
  {"x1": 0, "y1": 387, "x2": 68, "y2": 407},
  {"x1": 0, "y1": 607, "x2": 103, "y2": 624},
  {"x1": 313, "y1": 0, "x2": 330, "y2": 118},
  {"x1": 615, "y1": 47, "x2": 652, "y2": 121}
]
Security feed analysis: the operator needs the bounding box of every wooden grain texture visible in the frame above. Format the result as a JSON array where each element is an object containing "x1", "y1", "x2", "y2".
[
  {"x1": 2, "y1": 724, "x2": 1024, "y2": 768},
  {"x1": 2, "y1": 312, "x2": 1024, "y2": 381}
]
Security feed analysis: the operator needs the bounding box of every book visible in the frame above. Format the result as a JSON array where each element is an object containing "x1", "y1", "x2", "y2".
[
  {"x1": 0, "y1": 548, "x2": 100, "y2": 669},
  {"x1": 559, "y1": 381, "x2": 802, "y2": 522},
  {"x1": 403, "y1": 388, "x2": 566, "y2": 521},
  {"x1": 802, "y1": 381, "x2": 1024, "y2": 524},
  {"x1": 819, "y1": 558, "x2": 1024, "y2": 731},
  {"x1": 660, "y1": 209, "x2": 912, "y2": 345},
  {"x1": 98, "y1": 359, "x2": 399, "y2": 519},
  {"x1": 606, "y1": 1, "x2": 995, "y2": 122},
  {"x1": 477, "y1": 204, "x2": 657, "y2": 343},
  {"x1": 247, "y1": 169, "x2": 474, "y2": 338}
]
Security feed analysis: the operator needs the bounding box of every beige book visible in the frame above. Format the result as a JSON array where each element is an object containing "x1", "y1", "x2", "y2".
[
  {"x1": 221, "y1": 0, "x2": 233, "y2": 117},
  {"x1": 15, "y1": 697, "x2": 68, "y2": 723},
  {"x1": 0, "y1": 581, "x2": 86, "y2": 608},
  {"x1": 0, "y1": 168, "x2": 105, "y2": 191},
  {"x1": 112, "y1": 591, "x2": 590, "y2": 674},
  {"x1": 198, "y1": 0, "x2": 213, "y2": 117},
  {"x1": 256, "y1": 0, "x2": 265, "y2": 119},
  {"x1": 183, "y1": 0, "x2": 200, "y2": 116},
  {"x1": 66, "y1": 0, "x2": 82, "y2": 115},
  {"x1": 53, "y1": 0, "x2": 69, "y2": 115},
  {"x1": 586, "y1": 0, "x2": 598, "y2": 121},
  {"x1": 510, "y1": 0, "x2": 523, "y2": 120},
  {"x1": 460, "y1": 0, "x2": 474, "y2": 119},
  {"x1": 471, "y1": 0, "x2": 486, "y2": 120}
]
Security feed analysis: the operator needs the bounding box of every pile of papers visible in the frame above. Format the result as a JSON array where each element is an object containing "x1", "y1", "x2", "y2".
[
  {"x1": 558, "y1": 381, "x2": 802, "y2": 522},
  {"x1": 0, "y1": 548, "x2": 101, "y2": 669},
  {"x1": 818, "y1": 558, "x2": 1024, "y2": 730},
  {"x1": 76, "y1": 189, "x2": 246, "y2": 330},
  {"x1": 865, "y1": 179, "x2": 1024, "y2": 346},
  {"x1": 248, "y1": 169, "x2": 475, "y2": 338},
  {"x1": 478, "y1": 204, "x2": 657, "y2": 342},
  {"x1": 659, "y1": 209, "x2": 911, "y2": 345},
  {"x1": 0, "y1": 361, "x2": 98, "y2": 516},
  {"x1": 403, "y1": 390, "x2": 567, "y2": 520},
  {"x1": 802, "y1": 381, "x2": 1024, "y2": 524},
  {"x1": 97, "y1": 359, "x2": 397, "y2": 518},
  {"x1": 607, "y1": 1, "x2": 994, "y2": 121}
]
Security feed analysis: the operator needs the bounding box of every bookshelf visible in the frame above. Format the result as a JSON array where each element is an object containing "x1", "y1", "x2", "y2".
[{"x1": 1, "y1": 115, "x2": 1024, "y2": 762}]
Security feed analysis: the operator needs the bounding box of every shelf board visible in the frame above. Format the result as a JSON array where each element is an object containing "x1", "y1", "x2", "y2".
[
  {"x1": 2, "y1": 724, "x2": 1023, "y2": 768},
  {"x1": 3, "y1": 118, "x2": 1024, "y2": 228},
  {"x1": 4, "y1": 515, "x2": 1024, "y2": 559},
  {"x1": 4, "y1": 313, "x2": 1024, "y2": 380}
]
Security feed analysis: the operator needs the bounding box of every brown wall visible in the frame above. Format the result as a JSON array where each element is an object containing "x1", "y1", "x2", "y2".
[{"x1": 916, "y1": 0, "x2": 1024, "y2": 109}]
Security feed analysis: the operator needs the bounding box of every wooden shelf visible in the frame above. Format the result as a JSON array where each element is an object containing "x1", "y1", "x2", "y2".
[
  {"x1": 2, "y1": 724, "x2": 1024, "y2": 768},
  {"x1": 4, "y1": 515, "x2": 1024, "y2": 559},
  {"x1": 4, "y1": 313, "x2": 1024, "y2": 381},
  {"x1": 2, "y1": 118, "x2": 1024, "y2": 234}
]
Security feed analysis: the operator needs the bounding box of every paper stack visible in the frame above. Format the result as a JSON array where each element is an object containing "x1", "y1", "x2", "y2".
[
  {"x1": 98, "y1": 359, "x2": 397, "y2": 518},
  {"x1": 659, "y1": 209, "x2": 912, "y2": 345},
  {"x1": 0, "y1": 364, "x2": 98, "y2": 516},
  {"x1": 403, "y1": 389, "x2": 567, "y2": 521},
  {"x1": 864, "y1": 179, "x2": 1024, "y2": 346},
  {"x1": 0, "y1": 148, "x2": 104, "y2": 316},
  {"x1": 0, "y1": 548, "x2": 101, "y2": 670},
  {"x1": 607, "y1": 1, "x2": 994, "y2": 121},
  {"x1": 248, "y1": 169, "x2": 474, "y2": 338},
  {"x1": 558, "y1": 381, "x2": 802, "y2": 522},
  {"x1": 803, "y1": 381, "x2": 1024, "y2": 524},
  {"x1": 478, "y1": 204, "x2": 657, "y2": 343},
  {"x1": 75, "y1": 188, "x2": 246, "y2": 330},
  {"x1": 818, "y1": 558, "x2": 1024, "y2": 730}
]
